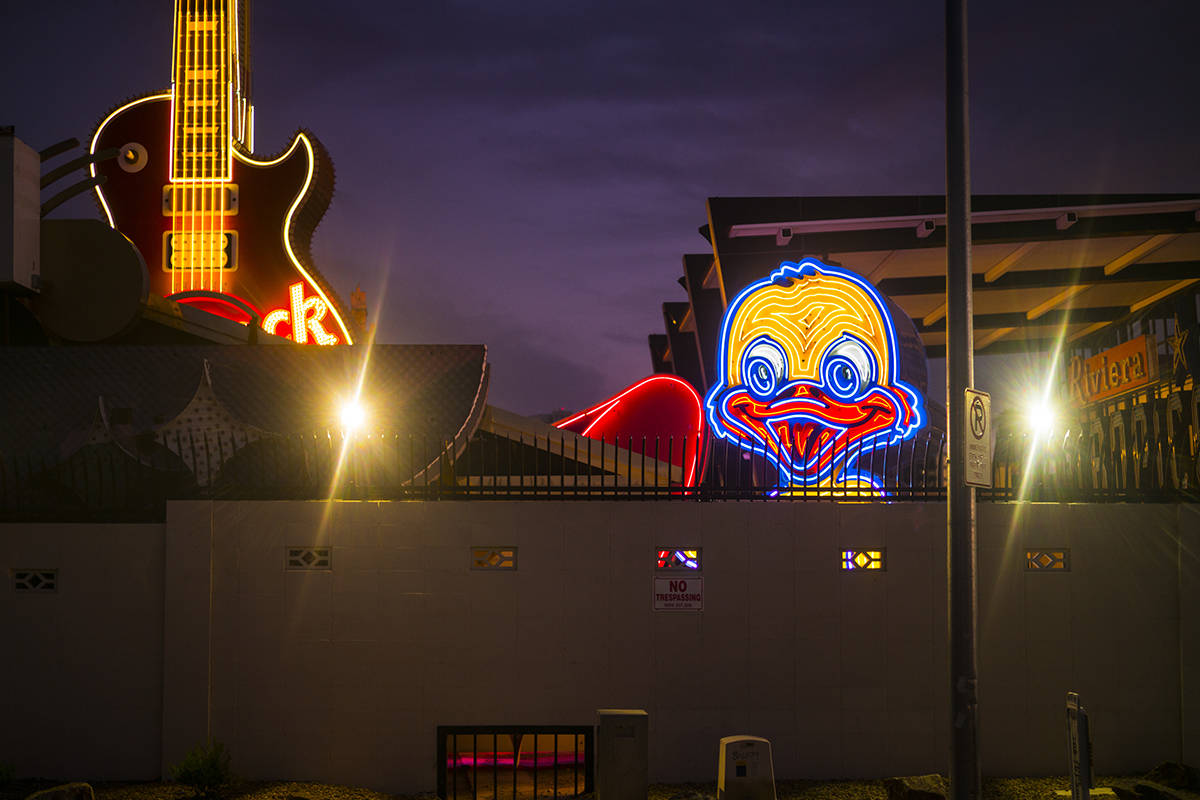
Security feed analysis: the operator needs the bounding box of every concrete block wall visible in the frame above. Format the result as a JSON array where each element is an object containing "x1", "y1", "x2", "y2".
[
  {"x1": 165, "y1": 501, "x2": 1188, "y2": 789},
  {"x1": 3, "y1": 501, "x2": 1194, "y2": 790},
  {"x1": 0, "y1": 522, "x2": 165, "y2": 779},
  {"x1": 1179, "y1": 504, "x2": 1200, "y2": 768},
  {"x1": 975, "y1": 504, "x2": 1183, "y2": 774}
]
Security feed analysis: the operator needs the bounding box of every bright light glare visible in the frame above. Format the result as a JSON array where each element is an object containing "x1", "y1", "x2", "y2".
[
  {"x1": 1025, "y1": 398, "x2": 1057, "y2": 438},
  {"x1": 338, "y1": 399, "x2": 367, "y2": 432}
]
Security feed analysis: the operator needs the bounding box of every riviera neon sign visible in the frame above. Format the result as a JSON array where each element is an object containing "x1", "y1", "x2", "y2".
[{"x1": 704, "y1": 258, "x2": 926, "y2": 493}]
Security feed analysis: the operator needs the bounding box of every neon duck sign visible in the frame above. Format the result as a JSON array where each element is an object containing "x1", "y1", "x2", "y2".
[{"x1": 705, "y1": 258, "x2": 926, "y2": 494}]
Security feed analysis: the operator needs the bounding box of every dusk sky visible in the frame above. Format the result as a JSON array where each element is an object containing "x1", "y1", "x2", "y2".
[{"x1": 5, "y1": 0, "x2": 1200, "y2": 415}]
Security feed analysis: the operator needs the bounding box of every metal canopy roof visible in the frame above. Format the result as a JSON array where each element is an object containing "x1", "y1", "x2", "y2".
[{"x1": 702, "y1": 194, "x2": 1200, "y2": 360}]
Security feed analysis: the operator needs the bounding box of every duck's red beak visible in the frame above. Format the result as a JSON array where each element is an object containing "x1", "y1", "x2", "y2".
[{"x1": 717, "y1": 382, "x2": 916, "y2": 481}]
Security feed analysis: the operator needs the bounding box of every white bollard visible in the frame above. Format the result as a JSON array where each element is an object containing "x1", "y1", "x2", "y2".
[{"x1": 717, "y1": 735, "x2": 777, "y2": 800}]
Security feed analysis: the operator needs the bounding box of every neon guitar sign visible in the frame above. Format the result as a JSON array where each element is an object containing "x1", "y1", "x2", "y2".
[{"x1": 90, "y1": 0, "x2": 352, "y2": 344}]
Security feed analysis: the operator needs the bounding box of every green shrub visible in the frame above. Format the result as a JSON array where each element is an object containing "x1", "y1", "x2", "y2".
[
  {"x1": 169, "y1": 740, "x2": 233, "y2": 798},
  {"x1": 0, "y1": 762, "x2": 13, "y2": 786}
]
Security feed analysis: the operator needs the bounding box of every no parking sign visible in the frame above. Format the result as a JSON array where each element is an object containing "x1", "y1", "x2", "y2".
[{"x1": 964, "y1": 388, "x2": 992, "y2": 488}]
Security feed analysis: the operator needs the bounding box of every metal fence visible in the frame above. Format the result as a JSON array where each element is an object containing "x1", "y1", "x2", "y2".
[
  {"x1": 436, "y1": 725, "x2": 594, "y2": 800},
  {"x1": 991, "y1": 428, "x2": 1200, "y2": 502},
  {"x1": 0, "y1": 425, "x2": 1196, "y2": 522}
]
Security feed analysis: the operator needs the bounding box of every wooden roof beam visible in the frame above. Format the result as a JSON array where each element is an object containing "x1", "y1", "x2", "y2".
[
  {"x1": 1129, "y1": 279, "x2": 1200, "y2": 313},
  {"x1": 983, "y1": 241, "x2": 1040, "y2": 283},
  {"x1": 876, "y1": 259, "x2": 1200, "y2": 296},
  {"x1": 923, "y1": 303, "x2": 947, "y2": 327},
  {"x1": 1104, "y1": 233, "x2": 1177, "y2": 276},
  {"x1": 975, "y1": 327, "x2": 1015, "y2": 349},
  {"x1": 924, "y1": 337, "x2": 1062, "y2": 358},
  {"x1": 1027, "y1": 285, "x2": 1090, "y2": 320},
  {"x1": 916, "y1": 305, "x2": 1127, "y2": 333}
]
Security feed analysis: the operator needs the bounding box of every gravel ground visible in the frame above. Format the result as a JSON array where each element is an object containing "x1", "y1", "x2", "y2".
[{"x1": 0, "y1": 774, "x2": 1192, "y2": 800}]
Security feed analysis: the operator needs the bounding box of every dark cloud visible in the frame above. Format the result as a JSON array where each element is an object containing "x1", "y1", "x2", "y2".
[{"x1": 5, "y1": 0, "x2": 1199, "y2": 416}]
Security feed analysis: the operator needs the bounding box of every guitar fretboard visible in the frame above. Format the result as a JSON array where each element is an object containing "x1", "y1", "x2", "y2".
[
  {"x1": 168, "y1": 0, "x2": 246, "y2": 295},
  {"x1": 171, "y1": 0, "x2": 242, "y2": 181}
]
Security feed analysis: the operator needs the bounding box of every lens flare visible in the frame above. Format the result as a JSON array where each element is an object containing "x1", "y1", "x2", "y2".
[
  {"x1": 1025, "y1": 398, "x2": 1058, "y2": 440},
  {"x1": 323, "y1": 268, "x2": 387, "y2": 512},
  {"x1": 339, "y1": 399, "x2": 367, "y2": 432}
]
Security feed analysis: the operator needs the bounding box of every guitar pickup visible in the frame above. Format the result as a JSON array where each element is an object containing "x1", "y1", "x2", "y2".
[
  {"x1": 162, "y1": 184, "x2": 239, "y2": 216},
  {"x1": 162, "y1": 231, "x2": 238, "y2": 272}
]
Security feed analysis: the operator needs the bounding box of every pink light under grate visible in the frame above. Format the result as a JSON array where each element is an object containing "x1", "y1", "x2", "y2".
[{"x1": 448, "y1": 751, "x2": 586, "y2": 769}]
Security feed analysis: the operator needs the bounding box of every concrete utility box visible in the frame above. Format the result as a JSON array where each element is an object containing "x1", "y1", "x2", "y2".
[
  {"x1": 0, "y1": 128, "x2": 40, "y2": 292},
  {"x1": 596, "y1": 709, "x2": 648, "y2": 800},
  {"x1": 717, "y1": 735, "x2": 777, "y2": 800}
]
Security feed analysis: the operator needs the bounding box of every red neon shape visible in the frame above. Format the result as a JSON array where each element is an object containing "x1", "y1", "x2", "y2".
[
  {"x1": 554, "y1": 374, "x2": 706, "y2": 487},
  {"x1": 169, "y1": 292, "x2": 262, "y2": 326}
]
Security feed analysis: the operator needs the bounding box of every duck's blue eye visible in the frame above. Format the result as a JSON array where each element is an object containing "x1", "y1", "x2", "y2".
[
  {"x1": 821, "y1": 336, "x2": 875, "y2": 400},
  {"x1": 742, "y1": 338, "x2": 787, "y2": 401},
  {"x1": 829, "y1": 361, "x2": 857, "y2": 395}
]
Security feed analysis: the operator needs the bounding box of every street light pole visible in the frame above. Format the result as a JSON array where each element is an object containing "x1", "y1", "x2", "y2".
[{"x1": 945, "y1": 1, "x2": 981, "y2": 798}]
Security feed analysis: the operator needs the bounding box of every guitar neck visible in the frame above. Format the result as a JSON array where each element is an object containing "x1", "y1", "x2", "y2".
[{"x1": 170, "y1": 0, "x2": 250, "y2": 181}]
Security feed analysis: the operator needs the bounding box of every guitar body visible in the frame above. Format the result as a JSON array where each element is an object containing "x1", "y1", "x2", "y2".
[{"x1": 91, "y1": 93, "x2": 350, "y2": 342}]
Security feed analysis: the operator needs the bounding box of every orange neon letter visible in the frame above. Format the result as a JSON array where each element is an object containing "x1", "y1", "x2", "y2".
[
  {"x1": 260, "y1": 282, "x2": 339, "y2": 345},
  {"x1": 262, "y1": 308, "x2": 290, "y2": 337},
  {"x1": 288, "y1": 282, "x2": 338, "y2": 345}
]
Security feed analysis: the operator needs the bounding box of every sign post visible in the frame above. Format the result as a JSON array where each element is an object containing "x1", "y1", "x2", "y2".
[
  {"x1": 945, "y1": 0, "x2": 982, "y2": 797},
  {"x1": 964, "y1": 389, "x2": 992, "y2": 489}
]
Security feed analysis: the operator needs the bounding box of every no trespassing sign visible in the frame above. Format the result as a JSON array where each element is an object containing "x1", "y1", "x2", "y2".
[{"x1": 653, "y1": 576, "x2": 703, "y2": 611}]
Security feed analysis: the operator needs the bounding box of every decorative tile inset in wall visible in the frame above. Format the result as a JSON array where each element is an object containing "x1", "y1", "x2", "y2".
[
  {"x1": 470, "y1": 546, "x2": 516, "y2": 570},
  {"x1": 287, "y1": 546, "x2": 332, "y2": 570},
  {"x1": 1026, "y1": 549, "x2": 1069, "y2": 571},
  {"x1": 841, "y1": 549, "x2": 885, "y2": 570},
  {"x1": 656, "y1": 548, "x2": 701, "y2": 570},
  {"x1": 13, "y1": 569, "x2": 57, "y2": 592}
]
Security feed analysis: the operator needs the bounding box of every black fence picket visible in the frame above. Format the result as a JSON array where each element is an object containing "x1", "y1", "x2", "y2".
[{"x1": 1, "y1": 424, "x2": 1195, "y2": 522}]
